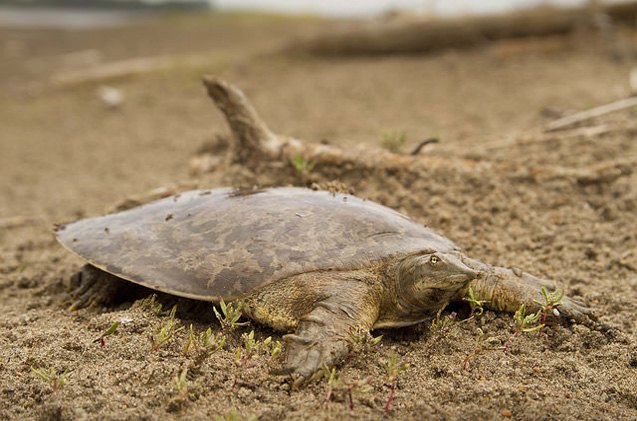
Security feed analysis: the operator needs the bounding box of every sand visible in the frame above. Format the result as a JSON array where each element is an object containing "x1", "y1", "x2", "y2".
[{"x1": 0, "y1": 12, "x2": 636, "y2": 420}]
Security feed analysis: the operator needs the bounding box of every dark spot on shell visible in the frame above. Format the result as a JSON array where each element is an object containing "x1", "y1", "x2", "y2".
[
  {"x1": 199, "y1": 190, "x2": 211, "y2": 196},
  {"x1": 104, "y1": 227, "x2": 110, "y2": 233},
  {"x1": 165, "y1": 214, "x2": 173, "y2": 222},
  {"x1": 72, "y1": 238, "x2": 78, "y2": 242}
]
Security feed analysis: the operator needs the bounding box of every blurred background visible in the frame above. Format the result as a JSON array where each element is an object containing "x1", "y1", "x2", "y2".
[
  {"x1": 1, "y1": 2, "x2": 637, "y2": 419},
  {"x1": 1, "y1": 0, "x2": 636, "y2": 220}
]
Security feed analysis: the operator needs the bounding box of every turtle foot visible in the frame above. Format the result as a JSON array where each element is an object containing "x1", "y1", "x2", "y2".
[
  {"x1": 278, "y1": 332, "x2": 348, "y2": 388},
  {"x1": 68, "y1": 264, "x2": 132, "y2": 310}
]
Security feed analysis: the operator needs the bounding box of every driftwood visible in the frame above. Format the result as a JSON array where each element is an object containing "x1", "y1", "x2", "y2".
[
  {"x1": 197, "y1": 76, "x2": 633, "y2": 189},
  {"x1": 545, "y1": 96, "x2": 637, "y2": 132},
  {"x1": 201, "y1": 76, "x2": 472, "y2": 173},
  {"x1": 292, "y1": 2, "x2": 637, "y2": 57},
  {"x1": 50, "y1": 52, "x2": 229, "y2": 88}
]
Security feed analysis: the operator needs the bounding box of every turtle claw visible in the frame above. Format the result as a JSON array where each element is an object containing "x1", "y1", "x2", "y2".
[
  {"x1": 554, "y1": 295, "x2": 617, "y2": 335},
  {"x1": 554, "y1": 295, "x2": 595, "y2": 324},
  {"x1": 68, "y1": 264, "x2": 131, "y2": 310},
  {"x1": 281, "y1": 333, "x2": 345, "y2": 388}
]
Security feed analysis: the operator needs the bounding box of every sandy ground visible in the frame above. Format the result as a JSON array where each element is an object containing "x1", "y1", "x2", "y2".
[{"x1": 1, "y1": 12, "x2": 636, "y2": 420}]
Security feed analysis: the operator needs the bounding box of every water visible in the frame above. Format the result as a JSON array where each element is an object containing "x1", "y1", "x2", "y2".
[
  {"x1": 0, "y1": 0, "x2": 632, "y2": 28},
  {"x1": 0, "y1": 7, "x2": 151, "y2": 28},
  {"x1": 215, "y1": 0, "x2": 589, "y2": 18}
]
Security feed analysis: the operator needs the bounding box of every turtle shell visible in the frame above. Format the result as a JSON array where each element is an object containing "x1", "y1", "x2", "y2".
[{"x1": 56, "y1": 187, "x2": 458, "y2": 301}]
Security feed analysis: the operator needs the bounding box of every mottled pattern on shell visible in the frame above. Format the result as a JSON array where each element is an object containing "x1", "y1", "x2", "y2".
[{"x1": 56, "y1": 188, "x2": 458, "y2": 300}]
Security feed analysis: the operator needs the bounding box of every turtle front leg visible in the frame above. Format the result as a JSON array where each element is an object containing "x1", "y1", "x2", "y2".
[
  {"x1": 68, "y1": 264, "x2": 136, "y2": 310},
  {"x1": 462, "y1": 257, "x2": 595, "y2": 326},
  {"x1": 279, "y1": 282, "x2": 380, "y2": 387}
]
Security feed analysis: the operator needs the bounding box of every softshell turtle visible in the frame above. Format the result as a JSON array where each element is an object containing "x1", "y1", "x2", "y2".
[{"x1": 56, "y1": 187, "x2": 593, "y2": 382}]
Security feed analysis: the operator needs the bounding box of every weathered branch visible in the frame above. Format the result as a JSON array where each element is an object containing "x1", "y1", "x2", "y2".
[
  {"x1": 202, "y1": 75, "x2": 464, "y2": 172},
  {"x1": 545, "y1": 96, "x2": 637, "y2": 132},
  {"x1": 290, "y1": 2, "x2": 637, "y2": 57},
  {"x1": 202, "y1": 76, "x2": 282, "y2": 160},
  {"x1": 199, "y1": 76, "x2": 632, "y2": 188}
]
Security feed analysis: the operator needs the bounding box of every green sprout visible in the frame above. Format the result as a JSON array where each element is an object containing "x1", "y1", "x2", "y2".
[
  {"x1": 323, "y1": 366, "x2": 339, "y2": 405},
  {"x1": 231, "y1": 330, "x2": 282, "y2": 388},
  {"x1": 174, "y1": 367, "x2": 188, "y2": 401},
  {"x1": 290, "y1": 153, "x2": 316, "y2": 175},
  {"x1": 213, "y1": 300, "x2": 249, "y2": 332},
  {"x1": 349, "y1": 326, "x2": 383, "y2": 349},
  {"x1": 384, "y1": 353, "x2": 410, "y2": 413},
  {"x1": 514, "y1": 304, "x2": 544, "y2": 333},
  {"x1": 199, "y1": 327, "x2": 227, "y2": 355},
  {"x1": 463, "y1": 287, "x2": 487, "y2": 317},
  {"x1": 150, "y1": 305, "x2": 184, "y2": 352},
  {"x1": 430, "y1": 308, "x2": 456, "y2": 333},
  {"x1": 30, "y1": 367, "x2": 69, "y2": 394},
  {"x1": 140, "y1": 293, "x2": 163, "y2": 316},
  {"x1": 535, "y1": 286, "x2": 564, "y2": 325},
  {"x1": 380, "y1": 129, "x2": 407, "y2": 153},
  {"x1": 182, "y1": 324, "x2": 197, "y2": 355},
  {"x1": 93, "y1": 321, "x2": 119, "y2": 348},
  {"x1": 322, "y1": 366, "x2": 371, "y2": 410},
  {"x1": 263, "y1": 335, "x2": 283, "y2": 359},
  {"x1": 502, "y1": 304, "x2": 544, "y2": 352}
]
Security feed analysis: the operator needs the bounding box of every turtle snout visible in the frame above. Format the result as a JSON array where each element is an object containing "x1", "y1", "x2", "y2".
[{"x1": 446, "y1": 254, "x2": 481, "y2": 280}]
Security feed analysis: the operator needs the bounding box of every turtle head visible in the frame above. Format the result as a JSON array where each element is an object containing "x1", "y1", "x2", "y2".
[{"x1": 396, "y1": 251, "x2": 482, "y2": 312}]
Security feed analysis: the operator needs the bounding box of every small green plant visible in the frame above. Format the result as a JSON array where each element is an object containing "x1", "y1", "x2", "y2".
[
  {"x1": 30, "y1": 366, "x2": 69, "y2": 394},
  {"x1": 535, "y1": 286, "x2": 564, "y2": 326},
  {"x1": 231, "y1": 347, "x2": 246, "y2": 389},
  {"x1": 199, "y1": 327, "x2": 227, "y2": 354},
  {"x1": 349, "y1": 326, "x2": 383, "y2": 349},
  {"x1": 322, "y1": 366, "x2": 371, "y2": 411},
  {"x1": 323, "y1": 366, "x2": 339, "y2": 405},
  {"x1": 463, "y1": 328, "x2": 485, "y2": 370},
  {"x1": 263, "y1": 336, "x2": 283, "y2": 359},
  {"x1": 183, "y1": 324, "x2": 227, "y2": 356},
  {"x1": 214, "y1": 300, "x2": 249, "y2": 333},
  {"x1": 380, "y1": 129, "x2": 407, "y2": 153},
  {"x1": 93, "y1": 321, "x2": 119, "y2": 348},
  {"x1": 140, "y1": 293, "x2": 163, "y2": 316},
  {"x1": 463, "y1": 287, "x2": 487, "y2": 317},
  {"x1": 430, "y1": 308, "x2": 456, "y2": 333},
  {"x1": 290, "y1": 153, "x2": 316, "y2": 175},
  {"x1": 513, "y1": 304, "x2": 544, "y2": 333},
  {"x1": 502, "y1": 304, "x2": 543, "y2": 352},
  {"x1": 384, "y1": 353, "x2": 410, "y2": 413},
  {"x1": 182, "y1": 324, "x2": 197, "y2": 355},
  {"x1": 150, "y1": 305, "x2": 184, "y2": 352},
  {"x1": 174, "y1": 367, "x2": 188, "y2": 401},
  {"x1": 230, "y1": 330, "x2": 282, "y2": 388}
]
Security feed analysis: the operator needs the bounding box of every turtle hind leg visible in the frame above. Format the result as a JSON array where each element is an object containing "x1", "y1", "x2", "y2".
[{"x1": 68, "y1": 264, "x2": 146, "y2": 310}]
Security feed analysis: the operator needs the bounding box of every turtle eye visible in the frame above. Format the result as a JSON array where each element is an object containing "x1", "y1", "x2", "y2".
[{"x1": 430, "y1": 255, "x2": 439, "y2": 264}]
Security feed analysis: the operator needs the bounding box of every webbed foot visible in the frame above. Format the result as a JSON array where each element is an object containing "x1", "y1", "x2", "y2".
[
  {"x1": 273, "y1": 299, "x2": 375, "y2": 388},
  {"x1": 280, "y1": 329, "x2": 349, "y2": 388},
  {"x1": 466, "y1": 262, "x2": 605, "y2": 329},
  {"x1": 68, "y1": 264, "x2": 132, "y2": 310}
]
